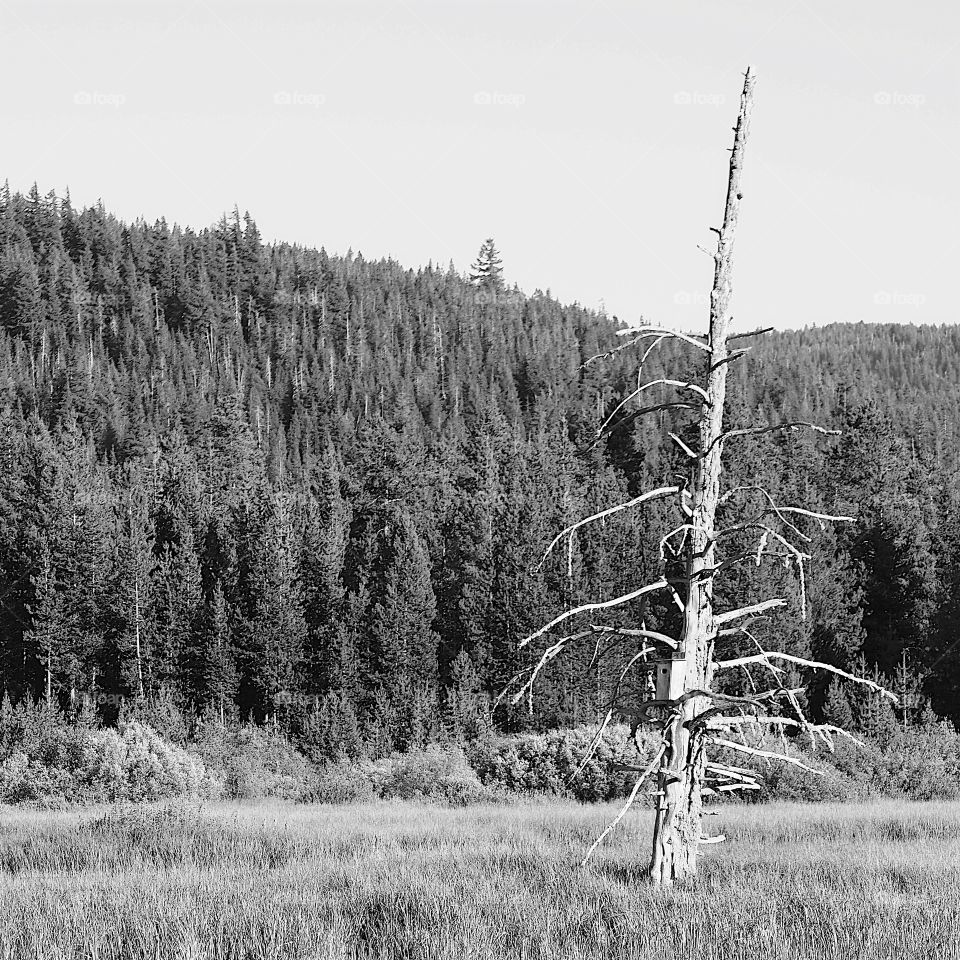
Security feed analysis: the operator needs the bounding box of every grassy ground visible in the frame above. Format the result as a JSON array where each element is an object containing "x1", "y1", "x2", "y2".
[{"x1": 0, "y1": 798, "x2": 958, "y2": 960}]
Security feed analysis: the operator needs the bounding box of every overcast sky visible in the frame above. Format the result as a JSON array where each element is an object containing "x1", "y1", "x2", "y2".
[{"x1": 2, "y1": 1, "x2": 957, "y2": 331}]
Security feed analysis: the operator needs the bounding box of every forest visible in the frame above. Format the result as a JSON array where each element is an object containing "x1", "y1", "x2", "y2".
[{"x1": 1, "y1": 182, "x2": 958, "y2": 759}]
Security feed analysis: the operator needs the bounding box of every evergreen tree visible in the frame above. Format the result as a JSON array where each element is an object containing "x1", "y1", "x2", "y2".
[
  {"x1": 469, "y1": 239, "x2": 504, "y2": 292},
  {"x1": 199, "y1": 580, "x2": 237, "y2": 723},
  {"x1": 363, "y1": 508, "x2": 439, "y2": 742},
  {"x1": 24, "y1": 539, "x2": 70, "y2": 703},
  {"x1": 105, "y1": 487, "x2": 157, "y2": 701}
]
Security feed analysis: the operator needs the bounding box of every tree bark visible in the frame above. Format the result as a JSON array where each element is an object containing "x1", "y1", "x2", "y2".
[{"x1": 649, "y1": 66, "x2": 756, "y2": 885}]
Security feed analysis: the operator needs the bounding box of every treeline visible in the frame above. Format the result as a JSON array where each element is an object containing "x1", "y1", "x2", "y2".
[{"x1": 0, "y1": 183, "x2": 958, "y2": 757}]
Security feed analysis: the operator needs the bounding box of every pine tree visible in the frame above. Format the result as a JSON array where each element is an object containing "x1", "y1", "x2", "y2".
[
  {"x1": 25, "y1": 538, "x2": 70, "y2": 703},
  {"x1": 828, "y1": 402, "x2": 938, "y2": 673},
  {"x1": 363, "y1": 508, "x2": 439, "y2": 743},
  {"x1": 446, "y1": 649, "x2": 490, "y2": 742},
  {"x1": 106, "y1": 488, "x2": 157, "y2": 701},
  {"x1": 469, "y1": 239, "x2": 504, "y2": 292},
  {"x1": 200, "y1": 580, "x2": 237, "y2": 723},
  {"x1": 243, "y1": 491, "x2": 307, "y2": 719}
]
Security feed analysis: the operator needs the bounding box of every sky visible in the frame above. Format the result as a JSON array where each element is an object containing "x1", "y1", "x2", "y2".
[{"x1": 1, "y1": 0, "x2": 958, "y2": 332}]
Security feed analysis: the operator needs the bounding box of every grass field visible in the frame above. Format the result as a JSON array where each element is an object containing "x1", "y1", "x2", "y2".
[{"x1": 0, "y1": 798, "x2": 958, "y2": 960}]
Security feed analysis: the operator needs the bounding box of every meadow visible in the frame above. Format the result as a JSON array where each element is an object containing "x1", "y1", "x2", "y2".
[{"x1": 0, "y1": 799, "x2": 957, "y2": 960}]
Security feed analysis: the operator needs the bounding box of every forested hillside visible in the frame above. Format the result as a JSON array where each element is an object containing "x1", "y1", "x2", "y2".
[{"x1": 1, "y1": 183, "x2": 958, "y2": 756}]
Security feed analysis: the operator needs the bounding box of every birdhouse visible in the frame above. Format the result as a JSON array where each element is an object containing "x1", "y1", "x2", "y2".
[{"x1": 655, "y1": 651, "x2": 687, "y2": 702}]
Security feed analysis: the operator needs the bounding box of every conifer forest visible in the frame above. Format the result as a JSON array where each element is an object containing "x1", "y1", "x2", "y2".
[{"x1": 1, "y1": 183, "x2": 958, "y2": 757}]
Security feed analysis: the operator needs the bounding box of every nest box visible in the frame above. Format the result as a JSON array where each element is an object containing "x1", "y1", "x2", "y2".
[{"x1": 655, "y1": 650, "x2": 687, "y2": 702}]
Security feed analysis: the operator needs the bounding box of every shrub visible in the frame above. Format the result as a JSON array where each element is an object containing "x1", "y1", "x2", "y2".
[
  {"x1": 307, "y1": 761, "x2": 377, "y2": 804},
  {"x1": 117, "y1": 690, "x2": 190, "y2": 747},
  {"x1": 879, "y1": 722, "x2": 960, "y2": 800},
  {"x1": 0, "y1": 751, "x2": 74, "y2": 806},
  {"x1": 365, "y1": 746, "x2": 494, "y2": 805},
  {"x1": 189, "y1": 722, "x2": 318, "y2": 800},
  {"x1": 469, "y1": 725, "x2": 652, "y2": 801},
  {"x1": 751, "y1": 751, "x2": 865, "y2": 803},
  {"x1": 80, "y1": 721, "x2": 208, "y2": 801},
  {"x1": 0, "y1": 721, "x2": 208, "y2": 804},
  {"x1": 0, "y1": 697, "x2": 91, "y2": 772}
]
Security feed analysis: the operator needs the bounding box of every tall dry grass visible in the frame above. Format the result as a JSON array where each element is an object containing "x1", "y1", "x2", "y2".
[{"x1": 0, "y1": 798, "x2": 958, "y2": 959}]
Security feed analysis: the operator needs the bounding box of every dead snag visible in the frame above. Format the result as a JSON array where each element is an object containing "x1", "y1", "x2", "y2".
[{"x1": 502, "y1": 66, "x2": 895, "y2": 885}]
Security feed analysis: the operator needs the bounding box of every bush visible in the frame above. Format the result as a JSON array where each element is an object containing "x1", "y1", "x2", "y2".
[
  {"x1": 81, "y1": 721, "x2": 208, "y2": 801},
  {"x1": 0, "y1": 720, "x2": 208, "y2": 804},
  {"x1": 1, "y1": 692, "x2": 958, "y2": 808},
  {"x1": 878, "y1": 723, "x2": 960, "y2": 800},
  {"x1": 0, "y1": 752, "x2": 74, "y2": 806},
  {"x1": 0, "y1": 697, "x2": 92, "y2": 773},
  {"x1": 307, "y1": 761, "x2": 377, "y2": 804},
  {"x1": 365, "y1": 746, "x2": 494, "y2": 805},
  {"x1": 189, "y1": 722, "x2": 318, "y2": 800},
  {"x1": 469, "y1": 725, "x2": 653, "y2": 801},
  {"x1": 117, "y1": 690, "x2": 190, "y2": 747}
]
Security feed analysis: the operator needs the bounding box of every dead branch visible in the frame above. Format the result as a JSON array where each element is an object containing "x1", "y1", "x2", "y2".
[
  {"x1": 668, "y1": 432, "x2": 698, "y2": 460},
  {"x1": 714, "y1": 650, "x2": 899, "y2": 702},
  {"x1": 773, "y1": 506, "x2": 855, "y2": 523},
  {"x1": 714, "y1": 598, "x2": 787, "y2": 625},
  {"x1": 626, "y1": 685, "x2": 801, "y2": 726},
  {"x1": 719, "y1": 485, "x2": 812, "y2": 542},
  {"x1": 739, "y1": 626, "x2": 815, "y2": 746},
  {"x1": 580, "y1": 334, "x2": 655, "y2": 370},
  {"x1": 595, "y1": 379, "x2": 710, "y2": 441},
  {"x1": 509, "y1": 630, "x2": 594, "y2": 709},
  {"x1": 569, "y1": 647, "x2": 659, "y2": 778},
  {"x1": 580, "y1": 744, "x2": 666, "y2": 867},
  {"x1": 519, "y1": 580, "x2": 670, "y2": 648},
  {"x1": 706, "y1": 421, "x2": 840, "y2": 456},
  {"x1": 717, "y1": 485, "x2": 855, "y2": 539},
  {"x1": 688, "y1": 686, "x2": 806, "y2": 728},
  {"x1": 756, "y1": 526, "x2": 809, "y2": 618},
  {"x1": 728, "y1": 326, "x2": 774, "y2": 341},
  {"x1": 596, "y1": 402, "x2": 700, "y2": 444},
  {"x1": 707, "y1": 760, "x2": 759, "y2": 778},
  {"x1": 492, "y1": 667, "x2": 530, "y2": 713},
  {"x1": 614, "y1": 325, "x2": 711, "y2": 352},
  {"x1": 637, "y1": 378, "x2": 710, "y2": 403},
  {"x1": 660, "y1": 523, "x2": 696, "y2": 561},
  {"x1": 590, "y1": 623, "x2": 680, "y2": 650},
  {"x1": 668, "y1": 585, "x2": 685, "y2": 612},
  {"x1": 709, "y1": 736, "x2": 826, "y2": 776},
  {"x1": 539, "y1": 486, "x2": 680, "y2": 569},
  {"x1": 568, "y1": 709, "x2": 615, "y2": 781},
  {"x1": 580, "y1": 328, "x2": 676, "y2": 370},
  {"x1": 708, "y1": 349, "x2": 749, "y2": 372},
  {"x1": 713, "y1": 715, "x2": 865, "y2": 747}
]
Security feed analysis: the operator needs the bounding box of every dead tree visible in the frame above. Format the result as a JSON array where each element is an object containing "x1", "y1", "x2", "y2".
[{"x1": 502, "y1": 67, "x2": 896, "y2": 885}]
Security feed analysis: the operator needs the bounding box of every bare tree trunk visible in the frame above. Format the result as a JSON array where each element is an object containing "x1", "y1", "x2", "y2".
[
  {"x1": 510, "y1": 63, "x2": 889, "y2": 885},
  {"x1": 649, "y1": 66, "x2": 756, "y2": 885},
  {"x1": 134, "y1": 577, "x2": 145, "y2": 700}
]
